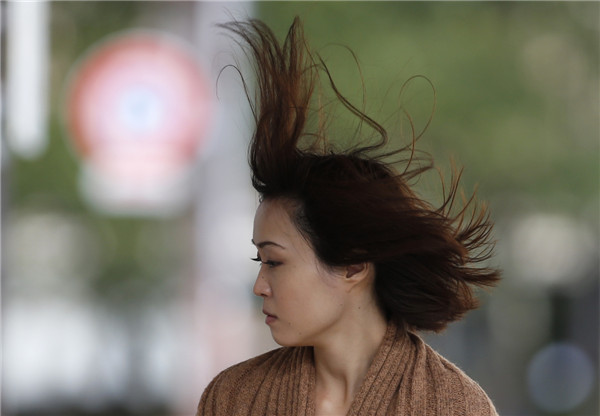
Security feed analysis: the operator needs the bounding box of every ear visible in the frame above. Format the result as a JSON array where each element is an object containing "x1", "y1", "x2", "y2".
[{"x1": 344, "y1": 262, "x2": 372, "y2": 284}]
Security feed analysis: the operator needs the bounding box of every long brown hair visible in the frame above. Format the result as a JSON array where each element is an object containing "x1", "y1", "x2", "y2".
[{"x1": 221, "y1": 17, "x2": 500, "y2": 332}]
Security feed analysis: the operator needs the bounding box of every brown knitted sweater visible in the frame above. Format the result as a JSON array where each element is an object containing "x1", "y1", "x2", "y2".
[{"x1": 197, "y1": 324, "x2": 498, "y2": 415}]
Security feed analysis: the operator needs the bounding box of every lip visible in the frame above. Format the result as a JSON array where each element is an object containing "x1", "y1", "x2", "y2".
[{"x1": 262, "y1": 309, "x2": 277, "y2": 325}]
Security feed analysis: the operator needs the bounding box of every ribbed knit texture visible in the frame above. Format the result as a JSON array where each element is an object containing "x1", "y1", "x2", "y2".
[{"x1": 197, "y1": 324, "x2": 498, "y2": 415}]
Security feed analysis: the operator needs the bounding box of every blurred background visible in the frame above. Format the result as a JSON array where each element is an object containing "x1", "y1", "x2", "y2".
[{"x1": 1, "y1": 1, "x2": 598, "y2": 415}]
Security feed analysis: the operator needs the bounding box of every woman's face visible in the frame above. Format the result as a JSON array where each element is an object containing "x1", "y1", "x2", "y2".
[{"x1": 252, "y1": 199, "x2": 348, "y2": 347}]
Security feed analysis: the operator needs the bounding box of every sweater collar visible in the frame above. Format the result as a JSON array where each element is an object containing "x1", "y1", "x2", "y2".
[{"x1": 298, "y1": 322, "x2": 412, "y2": 416}]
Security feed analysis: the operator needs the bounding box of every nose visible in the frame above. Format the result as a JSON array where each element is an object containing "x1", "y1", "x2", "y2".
[{"x1": 253, "y1": 271, "x2": 272, "y2": 297}]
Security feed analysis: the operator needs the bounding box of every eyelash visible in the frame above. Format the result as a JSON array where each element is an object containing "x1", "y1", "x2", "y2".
[{"x1": 251, "y1": 255, "x2": 281, "y2": 268}]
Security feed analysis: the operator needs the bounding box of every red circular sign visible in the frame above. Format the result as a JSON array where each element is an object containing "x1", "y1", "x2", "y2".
[{"x1": 65, "y1": 31, "x2": 211, "y2": 162}]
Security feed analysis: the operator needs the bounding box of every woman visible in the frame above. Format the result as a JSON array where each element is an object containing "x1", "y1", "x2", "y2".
[{"x1": 197, "y1": 17, "x2": 500, "y2": 416}]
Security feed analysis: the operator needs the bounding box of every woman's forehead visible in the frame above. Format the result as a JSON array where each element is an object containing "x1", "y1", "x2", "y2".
[
  {"x1": 254, "y1": 200, "x2": 294, "y2": 236},
  {"x1": 253, "y1": 200, "x2": 307, "y2": 251}
]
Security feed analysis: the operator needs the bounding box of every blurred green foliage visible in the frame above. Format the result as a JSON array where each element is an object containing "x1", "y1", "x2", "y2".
[{"x1": 259, "y1": 2, "x2": 599, "y2": 209}]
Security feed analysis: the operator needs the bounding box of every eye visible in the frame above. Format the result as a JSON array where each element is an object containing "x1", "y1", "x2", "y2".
[{"x1": 250, "y1": 254, "x2": 281, "y2": 268}]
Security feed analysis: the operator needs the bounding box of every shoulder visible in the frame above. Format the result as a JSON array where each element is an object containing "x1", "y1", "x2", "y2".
[
  {"x1": 196, "y1": 347, "x2": 299, "y2": 416},
  {"x1": 409, "y1": 333, "x2": 499, "y2": 415},
  {"x1": 209, "y1": 347, "x2": 284, "y2": 387}
]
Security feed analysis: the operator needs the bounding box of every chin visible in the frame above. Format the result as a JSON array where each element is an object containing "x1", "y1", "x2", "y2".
[
  {"x1": 270, "y1": 331, "x2": 310, "y2": 348},
  {"x1": 271, "y1": 334, "x2": 296, "y2": 347}
]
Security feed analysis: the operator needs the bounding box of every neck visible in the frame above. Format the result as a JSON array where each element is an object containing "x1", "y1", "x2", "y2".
[{"x1": 312, "y1": 308, "x2": 388, "y2": 410}]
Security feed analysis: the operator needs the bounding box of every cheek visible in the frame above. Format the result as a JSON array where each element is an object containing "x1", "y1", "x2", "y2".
[
  {"x1": 297, "y1": 278, "x2": 345, "y2": 316},
  {"x1": 272, "y1": 265, "x2": 345, "y2": 315}
]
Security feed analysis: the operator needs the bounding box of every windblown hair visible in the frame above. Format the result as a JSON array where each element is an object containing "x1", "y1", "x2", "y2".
[{"x1": 221, "y1": 17, "x2": 500, "y2": 332}]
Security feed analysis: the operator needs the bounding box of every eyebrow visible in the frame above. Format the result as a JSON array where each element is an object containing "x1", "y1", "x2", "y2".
[{"x1": 251, "y1": 239, "x2": 286, "y2": 249}]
